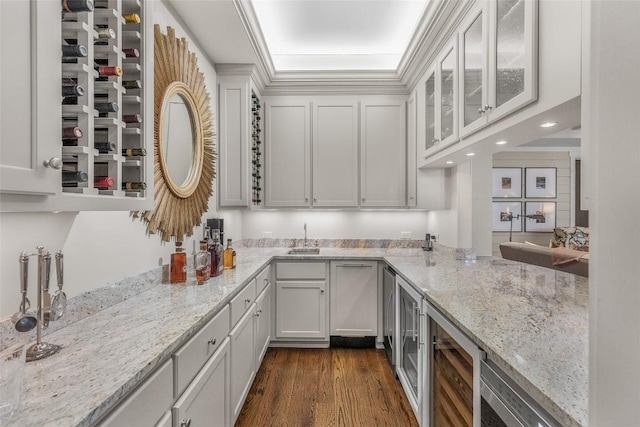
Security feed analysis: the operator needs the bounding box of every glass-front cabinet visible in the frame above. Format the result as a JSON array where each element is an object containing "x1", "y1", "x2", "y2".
[
  {"x1": 396, "y1": 275, "x2": 426, "y2": 422},
  {"x1": 459, "y1": 0, "x2": 538, "y2": 138},
  {"x1": 427, "y1": 303, "x2": 482, "y2": 427}
]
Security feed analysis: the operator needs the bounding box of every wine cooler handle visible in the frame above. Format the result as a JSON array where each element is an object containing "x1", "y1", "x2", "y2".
[
  {"x1": 412, "y1": 302, "x2": 417, "y2": 341},
  {"x1": 43, "y1": 157, "x2": 62, "y2": 169}
]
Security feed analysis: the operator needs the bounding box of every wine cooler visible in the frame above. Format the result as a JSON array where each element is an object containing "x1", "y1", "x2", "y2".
[
  {"x1": 251, "y1": 91, "x2": 262, "y2": 206},
  {"x1": 60, "y1": 0, "x2": 147, "y2": 199}
]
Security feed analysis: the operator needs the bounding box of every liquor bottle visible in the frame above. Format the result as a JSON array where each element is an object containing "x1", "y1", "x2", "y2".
[
  {"x1": 61, "y1": 0, "x2": 94, "y2": 13},
  {"x1": 122, "y1": 48, "x2": 140, "y2": 58},
  {"x1": 122, "y1": 182, "x2": 146, "y2": 191},
  {"x1": 122, "y1": 13, "x2": 141, "y2": 24},
  {"x1": 62, "y1": 126, "x2": 83, "y2": 139},
  {"x1": 95, "y1": 65, "x2": 122, "y2": 77},
  {"x1": 223, "y1": 239, "x2": 236, "y2": 270},
  {"x1": 62, "y1": 44, "x2": 88, "y2": 58},
  {"x1": 62, "y1": 84, "x2": 85, "y2": 97},
  {"x1": 94, "y1": 176, "x2": 114, "y2": 189},
  {"x1": 170, "y1": 241, "x2": 187, "y2": 284},
  {"x1": 207, "y1": 228, "x2": 223, "y2": 277},
  {"x1": 122, "y1": 80, "x2": 142, "y2": 89},
  {"x1": 122, "y1": 148, "x2": 146, "y2": 157},
  {"x1": 195, "y1": 240, "x2": 211, "y2": 285},
  {"x1": 122, "y1": 114, "x2": 142, "y2": 124},
  {"x1": 62, "y1": 171, "x2": 88, "y2": 185},
  {"x1": 95, "y1": 102, "x2": 119, "y2": 114}
]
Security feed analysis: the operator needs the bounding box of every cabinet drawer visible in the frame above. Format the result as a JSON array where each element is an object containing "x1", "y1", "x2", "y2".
[
  {"x1": 99, "y1": 359, "x2": 173, "y2": 427},
  {"x1": 276, "y1": 262, "x2": 326, "y2": 279},
  {"x1": 173, "y1": 305, "x2": 230, "y2": 397},
  {"x1": 256, "y1": 265, "x2": 271, "y2": 295},
  {"x1": 230, "y1": 279, "x2": 257, "y2": 327}
]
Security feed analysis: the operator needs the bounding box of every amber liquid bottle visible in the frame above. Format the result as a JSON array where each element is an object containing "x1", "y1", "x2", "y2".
[
  {"x1": 195, "y1": 240, "x2": 211, "y2": 285},
  {"x1": 170, "y1": 242, "x2": 187, "y2": 283},
  {"x1": 223, "y1": 239, "x2": 236, "y2": 269},
  {"x1": 209, "y1": 229, "x2": 224, "y2": 277}
]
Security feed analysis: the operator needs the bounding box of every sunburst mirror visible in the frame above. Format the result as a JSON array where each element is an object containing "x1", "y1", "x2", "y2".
[{"x1": 132, "y1": 25, "x2": 215, "y2": 241}]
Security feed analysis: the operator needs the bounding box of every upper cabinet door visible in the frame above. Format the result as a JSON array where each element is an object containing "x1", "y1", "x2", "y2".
[
  {"x1": 459, "y1": 6, "x2": 489, "y2": 138},
  {"x1": 264, "y1": 98, "x2": 311, "y2": 207},
  {"x1": 437, "y1": 36, "x2": 459, "y2": 150},
  {"x1": 423, "y1": 65, "x2": 438, "y2": 157},
  {"x1": 312, "y1": 97, "x2": 359, "y2": 207},
  {"x1": 360, "y1": 96, "x2": 406, "y2": 207},
  {"x1": 488, "y1": 0, "x2": 538, "y2": 122},
  {"x1": 1, "y1": 0, "x2": 59, "y2": 196}
]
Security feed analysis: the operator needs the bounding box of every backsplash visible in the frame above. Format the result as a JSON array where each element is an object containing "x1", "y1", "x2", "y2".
[{"x1": 241, "y1": 238, "x2": 424, "y2": 249}]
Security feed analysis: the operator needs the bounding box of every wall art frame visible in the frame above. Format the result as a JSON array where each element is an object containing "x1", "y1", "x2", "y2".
[
  {"x1": 492, "y1": 167, "x2": 522, "y2": 198},
  {"x1": 524, "y1": 202, "x2": 556, "y2": 232},
  {"x1": 492, "y1": 201, "x2": 522, "y2": 232},
  {"x1": 525, "y1": 167, "x2": 557, "y2": 198}
]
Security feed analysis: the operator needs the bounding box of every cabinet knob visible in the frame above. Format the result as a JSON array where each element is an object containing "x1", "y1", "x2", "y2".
[
  {"x1": 305, "y1": 197, "x2": 309, "y2": 202},
  {"x1": 264, "y1": 278, "x2": 268, "y2": 284},
  {"x1": 207, "y1": 338, "x2": 216, "y2": 346},
  {"x1": 361, "y1": 198, "x2": 366, "y2": 203},
  {"x1": 320, "y1": 289, "x2": 324, "y2": 293},
  {"x1": 43, "y1": 157, "x2": 62, "y2": 169},
  {"x1": 432, "y1": 139, "x2": 439, "y2": 145},
  {"x1": 484, "y1": 104, "x2": 493, "y2": 111},
  {"x1": 245, "y1": 298, "x2": 251, "y2": 304},
  {"x1": 313, "y1": 197, "x2": 317, "y2": 202},
  {"x1": 478, "y1": 107, "x2": 485, "y2": 114},
  {"x1": 180, "y1": 418, "x2": 192, "y2": 427},
  {"x1": 409, "y1": 196, "x2": 414, "y2": 200}
]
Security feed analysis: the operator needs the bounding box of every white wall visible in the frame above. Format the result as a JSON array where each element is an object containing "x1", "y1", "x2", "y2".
[
  {"x1": 587, "y1": 2, "x2": 640, "y2": 425},
  {"x1": 241, "y1": 210, "x2": 430, "y2": 241},
  {"x1": 0, "y1": 1, "x2": 243, "y2": 319}
]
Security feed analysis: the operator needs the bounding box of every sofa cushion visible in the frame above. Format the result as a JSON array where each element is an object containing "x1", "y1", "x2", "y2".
[
  {"x1": 499, "y1": 242, "x2": 588, "y2": 277},
  {"x1": 553, "y1": 227, "x2": 590, "y2": 251}
]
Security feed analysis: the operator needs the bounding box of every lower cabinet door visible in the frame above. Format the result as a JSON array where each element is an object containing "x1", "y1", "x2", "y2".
[
  {"x1": 275, "y1": 280, "x2": 327, "y2": 339},
  {"x1": 255, "y1": 282, "x2": 272, "y2": 366},
  {"x1": 229, "y1": 305, "x2": 257, "y2": 424},
  {"x1": 172, "y1": 338, "x2": 231, "y2": 427}
]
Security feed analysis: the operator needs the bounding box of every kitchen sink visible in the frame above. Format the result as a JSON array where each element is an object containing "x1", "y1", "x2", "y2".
[{"x1": 287, "y1": 248, "x2": 320, "y2": 255}]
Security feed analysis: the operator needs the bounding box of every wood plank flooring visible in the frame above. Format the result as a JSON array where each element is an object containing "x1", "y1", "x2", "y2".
[{"x1": 236, "y1": 348, "x2": 419, "y2": 427}]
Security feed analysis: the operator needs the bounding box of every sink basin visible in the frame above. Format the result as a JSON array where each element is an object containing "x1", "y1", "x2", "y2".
[{"x1": 287, "y1": 248, "x2": 320, "y2": 255}]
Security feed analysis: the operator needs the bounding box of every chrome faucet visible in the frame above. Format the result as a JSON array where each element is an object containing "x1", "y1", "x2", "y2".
[{"x1": 303, "y1": 222, "x2": 308, "y2": 248}]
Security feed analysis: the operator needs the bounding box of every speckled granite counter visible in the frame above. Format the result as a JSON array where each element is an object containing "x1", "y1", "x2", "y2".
[{"x1": 4, "y1": 246, "x2": 587, "y2": 427}]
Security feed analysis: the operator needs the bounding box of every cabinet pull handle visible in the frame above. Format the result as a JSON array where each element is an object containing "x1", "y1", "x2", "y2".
[
  {"x1": 180, "y1": 418, "x2": 192, "y2": 427},
  {"x1": 43, "y1": 157, "x2": 62, "y2": 169},
  {"x1": 484, "y1": 104, "x2": 492, "y2": 111},
  {"x1": 412, "y1": 303, "x2": 418, "y2": 341},
  {"x1": 338, "y1": 264, "x2": 371, "y2": 267},
  {"x1": 207, "y1": 338, "x2": 216, "y2": 346}
]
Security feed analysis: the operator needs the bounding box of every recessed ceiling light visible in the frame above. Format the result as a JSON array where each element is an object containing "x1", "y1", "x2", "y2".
[
  {"x1": 539, "y1": 121, "x2": 558, "y2": 128},
  {"x1": 466, "y1": 152, "x2": 475, "y2": 156},
  {"x1": 445, "y1": 161, "x2": 454, "y2": 164},
  {"x1": 495, "y1": 140, "x2": 508, "y2": 145}
]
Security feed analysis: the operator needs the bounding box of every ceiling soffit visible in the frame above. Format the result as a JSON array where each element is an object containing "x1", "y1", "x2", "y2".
[{"x1": 232, "y1": 0, "x2": 474, "y2": 95}]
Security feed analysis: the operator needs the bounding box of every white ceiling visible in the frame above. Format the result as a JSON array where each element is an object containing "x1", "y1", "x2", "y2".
[{"x1": 249, "y1": 0, "x2": 430, "y2": 71}]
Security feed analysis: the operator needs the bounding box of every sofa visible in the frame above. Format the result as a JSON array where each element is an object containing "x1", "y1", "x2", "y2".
[{"x1": 499, "y1": 227, "x2": 589, "y2": 277}]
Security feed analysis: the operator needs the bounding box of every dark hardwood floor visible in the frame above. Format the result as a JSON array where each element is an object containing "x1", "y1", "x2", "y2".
[{"x1": 236, "y1": 348, "x2": 419, "y2": 427}]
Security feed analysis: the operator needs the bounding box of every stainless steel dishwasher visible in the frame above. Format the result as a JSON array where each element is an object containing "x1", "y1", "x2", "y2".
[{"x1": 382, "y1": 266, "x2": 396, "y2": 371}]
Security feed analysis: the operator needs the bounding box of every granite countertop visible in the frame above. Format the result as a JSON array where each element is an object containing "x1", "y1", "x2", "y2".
[{"x1": 5, "y1": 246, "x2": 588, "y2": 427}]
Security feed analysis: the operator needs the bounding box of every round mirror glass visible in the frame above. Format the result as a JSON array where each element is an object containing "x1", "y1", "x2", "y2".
[{"x1": 161, "y1": 93, "x2": 195, "y2": 187}]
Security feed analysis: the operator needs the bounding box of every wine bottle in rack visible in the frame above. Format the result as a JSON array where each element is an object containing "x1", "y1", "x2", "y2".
[
  {"x1": 122, "y1": 114, "x2": 142, "y2": 124},
  {"x1": 94, "y1": 176, "x2": 114, "y2": 189},
  {"x1": 62, "y1": 44, "x2": 88, "y2": 58},
  {"x1": 62, "y1": 127, "x2": 83, "y2": 139},
  {"x1": 62, "y1": 171, "x2": 89, "y2": 186},
  {"x1": 94, "y1": 142, "x2": 116, "y2": 152},
  {"x1": 62, "y1": 84, "x2": 85, "y2": 97},
  {"x1": 122, "y1": 148, "x2": 146, "y2": 157},
  {"x1": 62, "y1": 97, "x2": 80, "y2": 105},
  {"x1": 122, "y1": 80, "x2": 142, "y2": 89},
  {"x1": 95, "y1": 27, "x2": 116, "y2": 40},
  {"x1": 122, "y1": 13, "x2": 141, "y2": 24},
  {"x1": 122, "y1": 182, "x2": 146, "y2": 191},
  {"x1": 94, "y1": 102, "x2": 119, "y2": 114},
  {"x1": 122, "y1": 48, "x2": 140, "y2": 58},
  {"x1": 61, "y1": 0, "x2": 94, "y2": 13},
  {"x1": 95, "y1": 66, "x2": 122, "y2": 77}
]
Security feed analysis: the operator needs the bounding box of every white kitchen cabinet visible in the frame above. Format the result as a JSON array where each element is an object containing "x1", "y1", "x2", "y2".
[
  {"x1": 406, "y1": 92, "x2": 418, "y2": 208},
  {"x1": 330, "y1": 261, "x2": 378, "y2": 337},
  {"x1": 274, "y1": 262, "x2": 328, "y2": 340},
  {"x1": 172, "y1": 338, "x2": 231, "y2": 427},
  {"x1": 229, "y1": 303, "x2": 257, "y2": 424},
  {"x1": 421, "y1": 36, "x2": 460, "y2": 159},
  {"x1": 98, "y1": 359, "x2": 174, "y2": 427},
  {"x1": 217, "y1": 66, "x2": 262, "y2": 208},
  {"x1": 255, "y1": 282, "x2": 272, "y2": 366},
  {"x1": 264, "y1": 97, "x2": 311, "y2": 207},
  {"x1": 1, "y1": 0, "x2": 153, "y2": 212},
  {"x1": 459, "y1": 0, "x2": 538, "y2": 138},
  {"x1": 360, "y1": 96, "x2": 406, "y2": 207},
  {"x1": 312, "y1": 97, "x2": 359, "y2": 207}
]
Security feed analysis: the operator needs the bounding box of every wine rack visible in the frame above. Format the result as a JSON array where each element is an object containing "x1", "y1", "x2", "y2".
[
  {"x1": 60, "y1": 0, "x2": 146, "y2": 198},
  {"x1": 251, "y1": 91, "x2": 262, "y2": 205}
]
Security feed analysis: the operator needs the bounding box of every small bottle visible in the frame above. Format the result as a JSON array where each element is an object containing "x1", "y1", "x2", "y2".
[
  {"x1": 122, "y1": 148, "x2": 146, "y2": 157},
  {"x1": 95, "y1": 65, "x2": 122, "y2": 77},
  {"x1": 123, "y1": 182, "x2": 146, "y2": 191},
  {"x1": 208, "y1": 228, "x2": 223, "y2": 277},
  {"x1": 96, "y1": 27, "x2": 116, "y2": 40},
  {"x1": 62, "y1": 126, "x2": 83, "y2": 139},
  {"x1": 122, "y1": 48, "x2": 140, "y2": 58},
  {"x1": 62, "y1": 44, "x2": 88, "y2": 58},
  {"x1": 94, "y1": 141, "x2": 116, "y2": 152},
  {"x1": 122, "y1": 114, "x2": 142, "y2": 124},
  {"x1": 195, "y1": 240, "x2": 211, "y2": 285},
  {"x1": 61, "y1": 0, "x2": 94, "y2": 12},
  {"x1": 62, "y1": 171, "x2": 88, "y2": 185},
  {"x1": 170, "y1": 241, "x2": 187, "y2": 284},
  {"x1": 223, "y1": 239, "x2": 236, "y2": 270},
  {"x1": 62, "y1": 84, "x2": 85, "y2": 97},
  {"x1": 95, "y1": 102, "x2": 119, "y2": 114}
]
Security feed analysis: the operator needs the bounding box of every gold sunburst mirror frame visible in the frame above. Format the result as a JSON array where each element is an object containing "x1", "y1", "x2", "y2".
[{"x1": 132, "y1": 25, "x2": 215, "y2": 242}]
